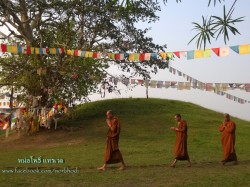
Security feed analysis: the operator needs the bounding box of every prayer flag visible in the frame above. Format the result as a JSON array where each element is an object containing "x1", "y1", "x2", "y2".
[
  {"x1": 81, "y1": 51, "x2": 85, "y2": 57},
  {"x1": 245, "y1": 84, "x2": 250, "y2": 92},
  {"x1": 18, "y1": 46, "x2": 22, "y2": 54},
  {"x1": 7, "y1": 45, "x2": 12, "y2": 53},
  {"x1": 219, "y1": 47, "x2": 229, "y2": 57},
  {"x1": 180, "y1": 51, "x2": 187, "y2": 57},
  {"x1": 129, "y1": 53, "x2": 134, "y2": 61},
  {"x1": 150, "y1": 80, "x2": 157, "y2": 88},
  {"x1": 115, "y1": 53, "x2": 120, "y2": 60},
  {"x1": 239, "y1": 44, "x2": 250, "y2": 54},
  {"x1": 157, "y1": 81, "x2": 164, "y2": 88},
  {"x1": 203, "y1": 49, "x2": 211, "y2": 58},
  {"x1": 120, "y1": 53, "x2": 124, "y2": 60},
  {"x1": 173, "y1": 51, "x2": 180, "y2": 58},
  {"x1": 67, "y1": 50, "x2": 71, "y2": 55},
  {"x1": 134, "y1": 53, "x2": 140, "y2": 61},
  {"x1": 212, "y1": 48, "x2": 220, "y2": 56},
  {"x1": 194, "y1": 50, "x2": 203, "y2": 58},
  {"x1": 177, "y1": 82, "x2": 184, "y2": 90},
  {"x1": 26, "y1": 46, "x2": 31, "y2": 54},
  {"x1": 85, "y1": 51, "x2": 89, "y2": 58},
  {"x1": 89, "y1": 52, "x2": 93, "y2": 58},
  {"x1": 35, "y1": 48, "x2": 40, "y2": 54},
  {"x1": 144, "y1": 53, "x2": 151, "y2": 60},
  {"x1": 1, "y1": 44, "x2": 7, "y2": 52},
  {"x1": 160, "y1": 52, "x2": 167, "y2": 59},
  {"x1": 73, "y1": 50, "x2": 78, "y2": 56},
  {"x1": 230, "y1": 45, "x2": 239, "y2": 54},
  {"x1": 12, "y1": 46, "x2": 18, "y2": 54},
  {"x1": 187, "y1": 50, "x2": 194, "y2": 60},
  {"x1": 167, "y1": 52, "x2": 173, "y2": 59},
  {"x1": 93, "y1": 52, "x2": 98, "y2": 58},
  {"x1": 139, "y1": 53, "x2": 145, "y2": 61},
  {"x1": 151, "y1": 53, "x2": 157, "y2": 60}
]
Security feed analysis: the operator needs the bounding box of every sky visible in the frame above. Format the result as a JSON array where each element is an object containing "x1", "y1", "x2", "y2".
[
  {"x1": 89, "y1": 0, "x2": 250, "y2": 121},
  {"x1": 0, "y1": 0, "x2": 249, "y2": 121}
]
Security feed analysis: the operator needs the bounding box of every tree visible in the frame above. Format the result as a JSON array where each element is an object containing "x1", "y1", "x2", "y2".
[
  {"x1": 0, "y1": 0, "x2": 167, "y2": 108},
  {"x1": 188, "y1": 0, "x2": 244, "y2": 49}
]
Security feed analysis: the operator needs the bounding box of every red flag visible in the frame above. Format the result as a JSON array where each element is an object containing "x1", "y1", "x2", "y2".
[
  {"x1": 26, "y1": 46, "x2": 31, "y2": 54},
  {"x1": 115, "y1": 53, "x2": 120, "y2": 60},
  {"x1": 212, "y1": 48, "x2": 220, "y2": 56},
  {"x1": 173, "y1": 51, "x2": 180, "y2": 58},
  {"x1": 139, "y1": 53, "x2": 145, "y2": 61},
  {"x1": 61, "y1": 48, "x2": 65, "y2": 54},
  {"x1": 74, "y1": 50, "x2": 78, "y2": 56},
  {"x1": 1, "y1": 44, "x2": 7, "y2": 52},
  {"x1": 93, "y1": 52, "x2": 98, "y2": 58}
]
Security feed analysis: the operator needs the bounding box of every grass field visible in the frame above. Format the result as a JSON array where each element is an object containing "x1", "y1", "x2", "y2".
[{"x1": 0, "y1": 98, "x2": 250, "y2": 187}]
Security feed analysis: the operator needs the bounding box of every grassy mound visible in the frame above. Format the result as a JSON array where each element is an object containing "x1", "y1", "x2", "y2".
[{"x1": 0, "y1": 98, "x2": 249, "y2": 186}]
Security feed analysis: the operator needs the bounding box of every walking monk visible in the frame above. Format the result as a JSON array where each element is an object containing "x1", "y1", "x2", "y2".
[
  {"x1": 170, "y1": 114, "x2": 191, "y2": 168},
  {"x1": 219, "y1": 113, "x2": 238, "y2": 165},
  {"x1": 98, "y1": 110, "x2": 125, "y2": 171}
]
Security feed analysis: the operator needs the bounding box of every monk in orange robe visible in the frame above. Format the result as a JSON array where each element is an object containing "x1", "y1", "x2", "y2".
[
  {"x1": 98, "y1": 110, "x2": 125, "y2": 171},
  {"x1": 170, "y1": 114, "x2": 191, "y2": 168},
  {"x1": 219, "y1": 113, "x2": 238, "y2": 165}
]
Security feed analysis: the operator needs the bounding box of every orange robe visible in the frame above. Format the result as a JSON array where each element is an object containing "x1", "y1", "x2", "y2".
[
  {"x1": 104, "y1": 117, "x2": 124, "y2": 164},
  {"x1": 174, "y1": 120, "x2": 189, "y2": 160},
  {"x1": 219, "y1": 121, "x2": 237, "y2": 162}
]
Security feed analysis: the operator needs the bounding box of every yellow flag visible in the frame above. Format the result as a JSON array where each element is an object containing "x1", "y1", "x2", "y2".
[
  {"x1": 194, "y1": 50, "x2": 203, "y2": 58},
  {"x1": 67, "y1": 50, "x2": 71, "y2": 55},
  {"x1": 129, "y1": 53, "x2": 134, "y2": 61},
  {"x1": 203, "y1": 49, "x2": 211, "y2": 58},
  {"x1": 85, "y1": 51, "x2": 89, "y2": 58},
  {"x1": 239, "y1": 44, "x2": 250, "y2": 54},
  {"x1": 35, "y1": 48, "x2": 40, "y2": 54},
  {"x1": 12, "y1": 46, "x2": 18, "y2": 54},
  {"x1": 160, "y1": 52, "x2": 167, "y2": 59}
]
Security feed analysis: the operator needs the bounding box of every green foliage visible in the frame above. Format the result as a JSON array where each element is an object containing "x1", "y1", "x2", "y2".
[
  {"x1": 208, "y1": 0, "x2": 224, "y2": 6},
  {"x1": 211, "y1": 2, "x2": 244, "y2": 44},
  {"x1": 0, "y1": 54, "x2": 107, "y2": 107},
  {"x1": 188, "y1": 16, "x2": 214, "y2": 49},
  {"x1": 0, "y1": 0, "x2": 167, "y2": 107},
  {"x1": 189, "y1": 0, "x2": 244, "y2": 49}
]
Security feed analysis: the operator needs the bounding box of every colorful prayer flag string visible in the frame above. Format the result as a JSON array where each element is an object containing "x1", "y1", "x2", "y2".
[{"x1": 1, "y1": 43, "x2": 250, "y2": 62}]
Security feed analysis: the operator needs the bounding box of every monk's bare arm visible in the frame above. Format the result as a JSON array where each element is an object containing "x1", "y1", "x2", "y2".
[
  {"x1": 106, "y1": 119, "x2": 112, "y2": 128},
  {"x1": 219, "y1": 124, "x2": 225, "y2": 132}
]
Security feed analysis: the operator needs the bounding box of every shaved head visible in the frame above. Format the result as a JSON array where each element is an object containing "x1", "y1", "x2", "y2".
[
  {"x1": 107, "y1": 110, "x2": 113, "y2": 115},
  {"x1": 106, "y1": 110, "x2": 114, "y2": 119},
  {"x1": 224, "y1": 113, "x2": 230, "y2": 122}
]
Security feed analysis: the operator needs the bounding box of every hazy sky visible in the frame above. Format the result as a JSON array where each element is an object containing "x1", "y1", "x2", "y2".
[{"x1": 91, "y1": 0, "x2": 250, "y2": 121}]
